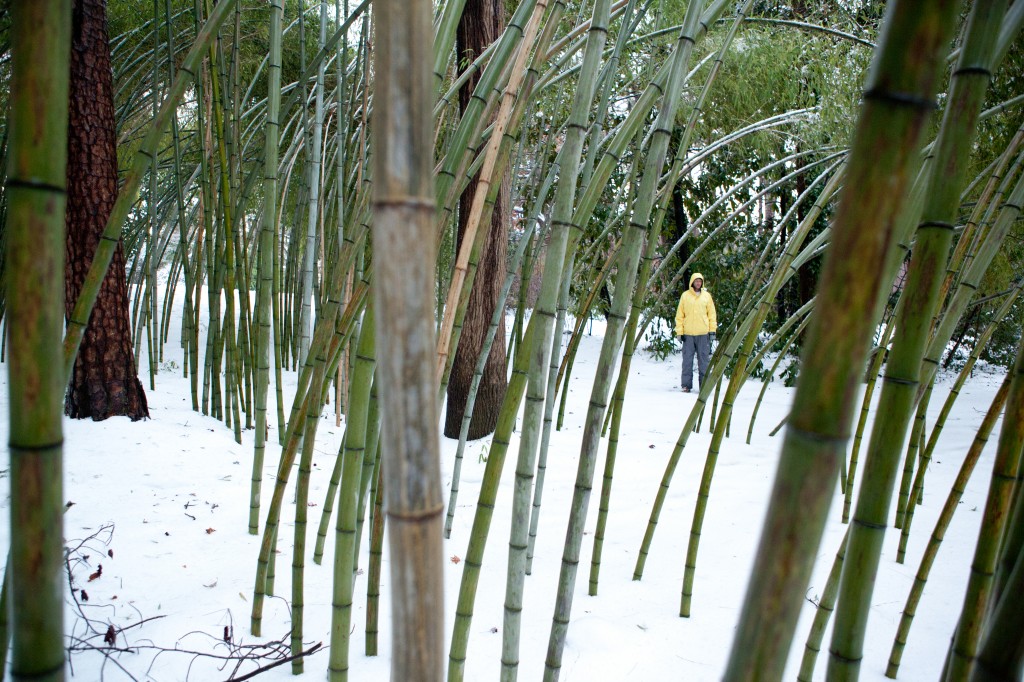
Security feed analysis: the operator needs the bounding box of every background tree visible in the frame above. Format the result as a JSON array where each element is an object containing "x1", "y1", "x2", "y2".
[
  {"x1": 444, "y1": 0, "x2": 510, "y2": 440},
  {"x1": 65, "y1": 0, "x2": 149, "y2": 421}
]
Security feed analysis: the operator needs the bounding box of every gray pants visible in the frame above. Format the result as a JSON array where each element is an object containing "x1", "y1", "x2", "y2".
[{"x1": 680, "y1": 334, "x2": 711, "y2": 390}]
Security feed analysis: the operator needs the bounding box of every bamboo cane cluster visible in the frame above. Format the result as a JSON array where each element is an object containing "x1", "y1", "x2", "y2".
[{"x1": 2, "y1": 0, "x2": 1024, "y2": 679}]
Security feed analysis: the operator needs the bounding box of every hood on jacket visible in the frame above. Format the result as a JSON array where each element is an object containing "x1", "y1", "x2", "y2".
[{"x1": 689, "y1": 272, "x2": 706, "y2": 289}]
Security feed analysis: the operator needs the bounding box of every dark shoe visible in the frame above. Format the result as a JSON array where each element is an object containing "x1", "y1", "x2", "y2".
[{"x1": 681, "y1": 387, "x2": 691, "y2": 393}]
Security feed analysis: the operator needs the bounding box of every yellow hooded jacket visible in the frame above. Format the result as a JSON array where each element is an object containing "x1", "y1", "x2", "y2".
[{"x1": 675, "y1": 272, "x2": 717, "y2": 336}]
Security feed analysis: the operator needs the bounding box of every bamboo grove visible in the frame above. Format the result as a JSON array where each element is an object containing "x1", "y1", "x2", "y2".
[{"x1": 1, "y1": 0, "x2": 1023, "y2": 680}]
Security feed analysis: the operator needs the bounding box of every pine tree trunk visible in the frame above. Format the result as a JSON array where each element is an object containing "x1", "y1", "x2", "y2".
[
  {"x1": 444, "y1": 0, "x2": 508, "y2": 440},
  {"x1": 65, "y1": 0, "x2": 149, "y2": 421}
]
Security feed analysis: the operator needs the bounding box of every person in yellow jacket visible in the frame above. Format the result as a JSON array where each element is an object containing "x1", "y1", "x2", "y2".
[{"x1": 675, "y1": 272, "x2": 717, "y2": 392}]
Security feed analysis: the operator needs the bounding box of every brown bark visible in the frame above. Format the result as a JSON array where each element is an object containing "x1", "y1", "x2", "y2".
[
  {"x1": 443, "y1": 0, "x2": 508, "y2": 440},
  {"x1": 794, "y1": 157, "x2": 817, "y2": 307},
  {"x1": 64, "y1": 0, "x2": 148, "y2": 421}
]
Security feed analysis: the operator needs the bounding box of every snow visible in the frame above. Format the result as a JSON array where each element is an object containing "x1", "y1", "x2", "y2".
[{"x1": 0, "y1": 294, "x2": 1005, "y2": 681}]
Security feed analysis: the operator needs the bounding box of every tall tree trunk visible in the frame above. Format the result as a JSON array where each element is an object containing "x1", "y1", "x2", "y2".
[
  {"x1": 65, "y1": 0, "x2": 149, "y2": 421},
  {"x1": 443, "y1": 0, "x2": 509, "y2": 440}
]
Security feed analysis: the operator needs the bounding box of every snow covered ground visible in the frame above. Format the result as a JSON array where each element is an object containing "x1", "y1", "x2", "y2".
[{"x1": 0, "y1": 300, "x2": 1006, "y2": 681}]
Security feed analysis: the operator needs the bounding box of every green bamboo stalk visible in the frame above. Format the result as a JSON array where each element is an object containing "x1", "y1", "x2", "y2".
[
  {"x1": 541, "y1": 229, "x2": 624, "y2": 529},
  {"x1": 205, "y1": 11, "x2": 243, "y2": 444},
  {"x1": 333, "y1": 0, "x2": 352, "y2": 428},
  {"x1": 844, "y1": 314, "x2": 898, "y2": 523},
  {"x1": 894, "y1": 386, "x2": 932, "y2": 529},
  {"x1": 897, "y1": 282, "x2": 1023, "y2": 562},
  {"x1": 448, "y1": 321, "x2": 536, "y2": 681},
  {"x1": 546, "y1": 2, "x2": 720, "y2": 676},
  {"x1": 444, "y1": 217, "x2": 539, "y2": 538},
  {"x1": 353, "y1": 380, "x2": 381, "y2": 569},
  {"x1": 290, "y1": 355, "x2": 326, "y2": 667},
  {"x1": 924, "y1": 160, "x2": 1024, "y2": 398},
  {"x1": 299, "y1": 1, "x2": 329, "y2": 372},
  {"x1": 888, "y1": 76, "x2": 1024, "y2": 536},
  {"x1": 250, "y1": 246, "x2": 353, "y2": 635},
  {"x1": 433, "y1": 0, "x2": 471, "y2": 90},
  {"x1": 146, "y1": 0, "x2": 161, "y2": 392},
  {"x1": 497, "y1": 0, "x2": 613, "y2": 677},
  {"x1": 945, "y1": 124, "x2": 1024, "y2": 299},
  {"x1": 272, "y1": 182, "x2": 286, "y2": 443},
  {"x1": 991, "y1": 468, "x2": 1024, "y2": 618},
  {"x1": 680, "y1": 170, "x2": 833, "y2": 616},
  {"x1": 532, "y1": 0, "x2": 644, "y2": 553},
  {"x1": 797, "y1": 529, "x2": 849, "y2": 682},
  {"x1": 250, "y1": 0, "x2": 284, "y2": 534},
  {"x1": 723, "y1": 0, "x2": 960, "y2": 676},
  {"x1": 588, "y1": 0, "x2": 752, "y2": 596},
  {"x1": 886, "y1": 375, "x2": 1011, "y2": 678},
  {"x1": 365, "y1": 460, "x2": 384, "y2": 655},
  {"x1": 746, "y1": 312, "x2": 811, "y2": 444},
  {"x1": 328, "y1": 303, "x2": 376, "y2": 681},
  {"x1": 958, "y1": 331, "x2": 1024, "y2": 681},
  {"x1": 969, "y1": 540, "x2": 1024, "y2": 682},
  {"x1": 634, "y1": 163, "x2": 846, "y2": 582},
  {"x1": 5, "y1": 2, "x2": 70, "y2": 679}
]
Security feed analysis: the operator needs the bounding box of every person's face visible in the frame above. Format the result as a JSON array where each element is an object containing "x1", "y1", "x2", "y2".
[{"x1": 692, "y1": 278, "x2": 703, "y2": 291}]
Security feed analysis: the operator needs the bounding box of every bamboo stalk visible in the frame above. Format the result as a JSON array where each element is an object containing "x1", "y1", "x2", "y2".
[
  {"x1": 897, "y1": 281, "x2": 1023, "y2": 561},
  {"x1": 499, "y1": 0, "x2": 614, "y2": 676},
  {"x1": 372, "y1": 1, "x2": 445, "y2": 678},
  {"x1": 589, "y1": 0, "x2": 750, "y2": 597},
  {"x1": 969, "y1": 540, "x2": 1024, "y2": 682},
  {"x1": 5, "y1": 2, "x2": 70, "y2": 679},
  {"x1": 886, "y1": 375, "x2": 1011, "y2": 678},
  {"x1": 444, "y1": 217, "x2": 539, "y2": 538},
  {"x1": 942, "y1": 327, "x2": 1024, "y2": 675},
  {"x1": 365, "y1": 461, "x2": 385, "y2": 656},
  {"x1": 634, "y1": 164, "x2": 846, "y2": 582},
  {"x1": 829, "y1": 4, "x2": 1009, "y2": 672},
  {"x1": 962, "y1": 332, "x2": 1024, "y2": 681},
  {"x1": 546, "y1": 1, "x2": 724, "y2": 675},
  {"x1": 797, "y1": 529, "x2": 848, "y2": 681},
  {"x1": 250, "y1": 0, "x2": 284, "y2": 534},
  {"x1": 844, "y1": 316, "x2": 897, "y2": 523},
  {"x1": 723, "y1": 0, "x2": 960, "y2": 676},
  {"x1": 328, "y1": 303, "x2": 376, "y2": 681},
  {"x1": 746, "y1": 312, "x2": 811, "y2": 444},
  {"x1": 448, "y1": 321, "x2": 535, "y2": 681}
]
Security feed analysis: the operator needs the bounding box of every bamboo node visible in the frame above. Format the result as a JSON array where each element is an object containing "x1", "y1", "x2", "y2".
[
  {"x1": 373, "y1": 197, "x2": 436, "y2": 210},
  {"x1": 786, "y1": 424, "x2": 849, "y2": 446},
  {"x1": 385, "y1": 504, "x2": 444, "y2": 522},
  {"x1": 5, "y1": 178, "x2": 66, "y2": 194},
  {"x1": 882, "y1": 375, "x2": 918, "y2": 387},
  {"x1": 918, "y1": 220, "x2": 955, "y2": 231},
  {"x1": 862, "y1": 88, "x2": 937, "y2": 111},
  {"x1": 9, "y1": 439, "x2": 64, "y2": 453},
  {"x1": 852, "y1": 517, "x2": 887, "y2": 531},
  {"x1": 952, "y1": 65, "x2": 992, "y2": 78},
  {"x1": 827, "y1": 648, "x2": 863, "y2": 664}
]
